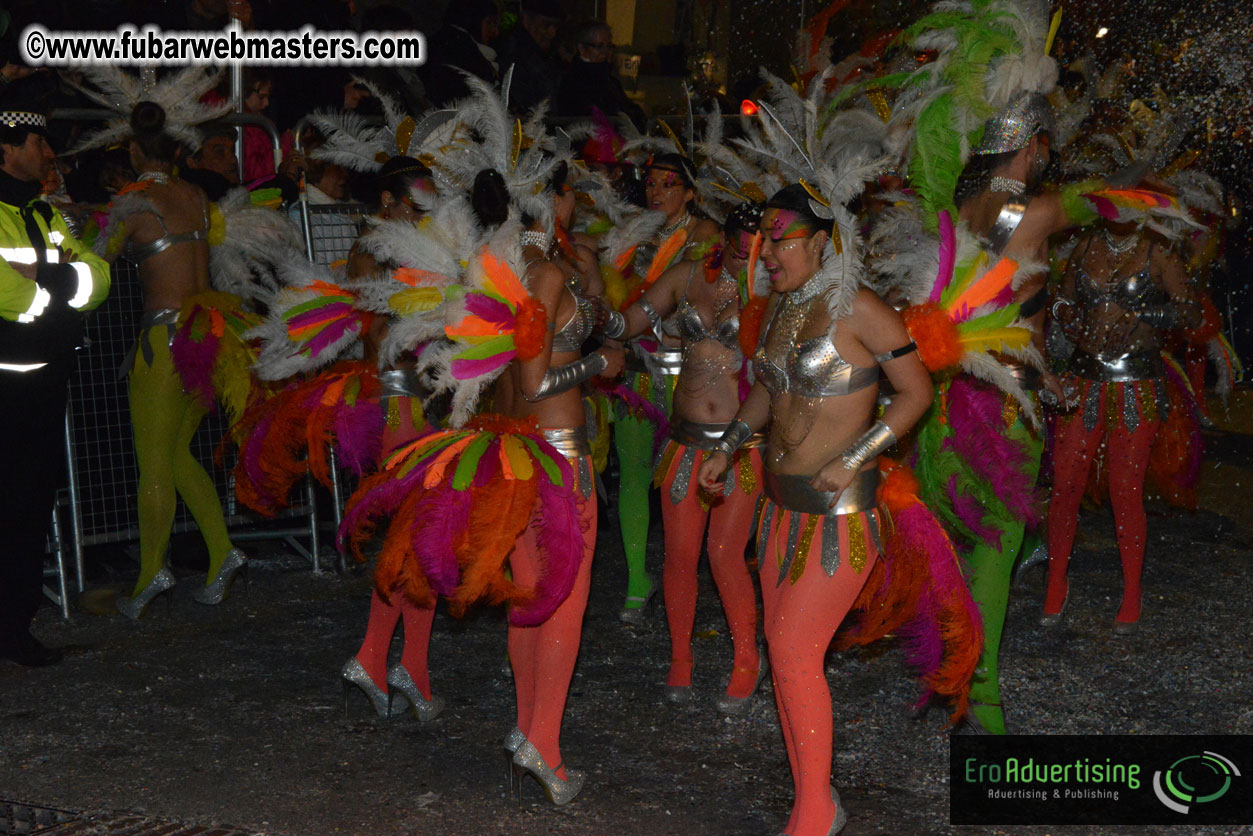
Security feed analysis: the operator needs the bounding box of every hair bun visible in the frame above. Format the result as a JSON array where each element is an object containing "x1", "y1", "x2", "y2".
[
  {"x1": 130, "y1": 101, "x2": 167, "y2": 138},
  {"x1": 471, "y1": 168, "x2": 510, "y2": 229}
]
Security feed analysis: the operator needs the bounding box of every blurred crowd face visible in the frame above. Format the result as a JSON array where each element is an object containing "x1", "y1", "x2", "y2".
[
  {"x1": 578, "y1": 28, "x2": 614, "y2": 64},
  {"x1": 644, "y1": 166, "x2": 693, "y2": 223},
  {"x1": 523, "y1": 12, "x2": 560, "y2": 50},
  {"x1": 193, "y1": 135, "x2": 240, "y2": 183},
  {"x1": 244, "y1": 80, "x2": 272, "y2": 114}
]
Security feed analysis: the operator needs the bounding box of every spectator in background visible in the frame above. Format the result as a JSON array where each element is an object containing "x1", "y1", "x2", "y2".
[
  {"x1": 239, "y1": 68, "x2": 278, "y2": 184},
  {"x1": 420, "y1": 0, "x2": 500, "y2": 107},
  {"x1": 182, "y1": 122, "x2": 239, "y2": 201},
  {"x1": 497, "y1": 0, "x2": 565, "y2": 114},
  {"x1": 556, "y1": 21, "x2": 643, "y2": 128}
]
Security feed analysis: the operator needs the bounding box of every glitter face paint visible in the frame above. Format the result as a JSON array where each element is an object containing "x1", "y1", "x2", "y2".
[{"x1": 762, "y1": 208, "x2": 812, "y2": 242}]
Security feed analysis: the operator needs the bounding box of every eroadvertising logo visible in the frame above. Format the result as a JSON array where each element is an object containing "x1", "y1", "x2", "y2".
[
  {"x1": 1153, "y1": 751, "x2": 1241, "y2": 814},
  {"x1": 950, "y1": 736, "x2": 1253, "y2": 825}
]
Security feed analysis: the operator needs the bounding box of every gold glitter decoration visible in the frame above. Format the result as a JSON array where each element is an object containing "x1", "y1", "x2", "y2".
[
  {"x1": 653, "y1": 441, "x2": 678, "y2": 489},
  {"x1": 865, "y1": 87, "x2": 892, "y2": 123},
  {"x1": 395, "y1": 116, "x2": 416, "y2": 157},
  {"x1": 1139, "y1": 381, "x2": 1157, "y2": 424},
  {"x1": 385, "y1": 398, "x2": 400, "y2": 430},
  {"x1": 848, "y1": 513, "x2": 868, "y2": 574},
  {"x1": 736, "y1": 452, "x2": 757, "y2": 497},
  {"x1": 790, "y1": 514, "x2": 820, "y2": 584},
  {"x1": 1001, "y1": 394, "x2": 1020, "y2": 429}
]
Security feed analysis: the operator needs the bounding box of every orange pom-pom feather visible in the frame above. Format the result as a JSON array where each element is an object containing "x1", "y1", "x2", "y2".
[
  {"x1": 902, "y1": 303, "x2": 963, "y2": 372},
  {"x1": 514, "y1": 297, "x2": 548, "y2": 360}
]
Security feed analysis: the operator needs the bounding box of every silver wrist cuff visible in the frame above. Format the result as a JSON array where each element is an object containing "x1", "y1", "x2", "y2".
[
  {"x1": 525, "y1": 352, "x2": 608, "y2": 402},
  {"x1": 638, "y1": 299, "x2": 662, "y2": 337},
  {"x1": 839, "y1": 420, "x2": 897, "y2": 472},
  {"x1": 604, "y1": 310, "x2": 626, "y2": 340},
  {"x1": 1136, "y1": 304, "x2": 1178, "y2": 329},
  {"x1": 711, "y1": 419, "x2": 752, "y2": 457}
]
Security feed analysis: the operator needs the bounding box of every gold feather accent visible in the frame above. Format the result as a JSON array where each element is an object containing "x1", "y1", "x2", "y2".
[
  {"x1": 740, "y1": 182, "x2": 767, "y2": 204},
  {"x1": 510, "y1": 119, "x2": 523, "y2": 171},
  {"x1": 395, "y1": 116, "x2": 416, "y2": 157},
  {"x1": 657, "y1": 119, "x2": 685, "y2": 157},
  {"x1": 798, "y1": 177, "x2": 830, "y2": 207},
  {"x1": 865, "y1": 87, "x2": 892, "y2": 123},
  {"x1": 1160, "y1": 149, "x2": 1200, "y2": 179}
]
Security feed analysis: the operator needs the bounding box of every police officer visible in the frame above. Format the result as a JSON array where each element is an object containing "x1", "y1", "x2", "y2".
[{"x1": 0, "y1": 76, "x2": 110, "y2": 666}]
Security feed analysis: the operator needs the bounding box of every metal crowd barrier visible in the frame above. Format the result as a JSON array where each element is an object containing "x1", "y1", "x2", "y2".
[{"x1": 294, "y1": 202, "x2": 370, "y2": 572}]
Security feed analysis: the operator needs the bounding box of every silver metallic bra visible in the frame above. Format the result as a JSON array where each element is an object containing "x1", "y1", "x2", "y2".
[
  {"x1": 1073, "y1": 237, "x2": 1165, "y2": 312},
  {"x1": 675, "y1": 267, "x2": 739, "y2": 352},
  {"x1": 126, "y1": 192, "x2": 211, "y2": 264},
  {"x1": 378, "y1": 368, "x2": 425, "y2": 399},
  {"x1": 551, "y1": 286, "x2": 596, "y2": 354},
  {"x1": 753, "y1": 294, "x2": 879, "y2": 398}
]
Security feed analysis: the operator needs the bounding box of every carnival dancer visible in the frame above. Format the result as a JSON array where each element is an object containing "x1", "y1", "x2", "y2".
[
  {"x1": 873, "y1": 0, "x2": 1198, "y2": 734},
  {"x1": 242, "y1": 86, "x2": 462, "y2": 717},
  {"x1": 75, "y1": 66, "x2": 306, "y2": 617},
  {"x1": 0, "y1": 76, "x2": 110, "y2": 665},
  {"x1": 604, "y1": 200, "x2": 768, "y2": 711},
  {"x1": 337, "y1": 157, "x2": 450, "y2": 720},
  {"x1": 607, "y1": 149, "x2": 719, "y2": 623},
  {"x1": 340, "y1": 73, "x2": 623, "y2": 805},
  {"x1": 695, "y1": 76, "x2": 983, "y2": 831},
  {"x1": 1045, "y1": 220, "x2": 1199, "y2": 632}
]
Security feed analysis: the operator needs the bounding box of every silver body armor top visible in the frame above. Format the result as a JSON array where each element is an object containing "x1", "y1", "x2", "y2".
[
  {"x1": 753, "y1": 294, "x2": 879, "y2": 398},
  {"x1": 674, "y1": 270, "x2": 739, "y2": 353},
  {"x1": 550, "y1": 286, "x2": 596, "y2": 354}
]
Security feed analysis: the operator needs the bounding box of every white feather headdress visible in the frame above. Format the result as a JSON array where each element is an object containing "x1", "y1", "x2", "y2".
[{"x1": 69, "y1": 66, "x2": 230, "y2": 154}]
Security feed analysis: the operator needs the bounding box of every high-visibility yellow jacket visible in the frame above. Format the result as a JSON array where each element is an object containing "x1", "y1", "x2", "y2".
[{"x1": 0, "y1": 196, "x2": 111, "y2": 370}]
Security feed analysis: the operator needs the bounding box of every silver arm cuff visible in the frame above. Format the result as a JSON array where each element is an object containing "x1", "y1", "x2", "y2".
[
  {"x1": 838, "y1": 420, "x2": 897, "y2": 472},
  {"x1": 525, "y1": 352, "x2": 609, "y2": 402},
  {"x1": 638, "y1": 299, "x2": 662, "y2": 340},
  {"x1": 1136, "y1": 304, "x2": 1179, "y2": 329},
  {"x1": 711, "y1": 419, "x2": 753, "y2": 457},
  {"x1": 604, "y1": 310, "x2": 626, "y2": 340}
]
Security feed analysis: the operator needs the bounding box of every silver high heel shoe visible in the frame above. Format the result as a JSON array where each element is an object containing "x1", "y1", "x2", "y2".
[
  {"x1": 511, "y1": 739, "x2": 585, "y2": 806},
  {"x1": 193, "y1": 548, "x2": 248, "y2": 605},
  {"x1": 1039, "y1": 592, "x2": 1068, "y2": 628},
  {"x1": 826, "y1": 786, "x2": 849, "y2": 835},
  {"x1": 716, "y1": 650, "x2": 769, "y2": 715},
  {"x1": 504, "y1": 727, "x2": 527, "y2": 794},
  {"x1": 618, "y1": 577, "x2": 656, "y2": 625},
  {"x1": 385, "y1": 665, "x2": 444, "y2": 721},
  {"x1": 340, "y1": 658, "x2": 404, "y2": 719},
  {"x1": 116, "y1": 568, "x2": 176, "y2": 621},
  {"x1": 665, "y1": 656, "x2": 696, "y2": 704}
]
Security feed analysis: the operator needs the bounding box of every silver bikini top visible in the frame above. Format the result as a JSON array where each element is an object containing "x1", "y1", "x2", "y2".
[
  {"x1": 1073, "y1": 239, "x2": 1166, "y2": 313},
  {"x1": 551, "y1": 284, "x2": 596, "y2": 353},
  {"x1": 126, "y1": 192, "x2": 211, "y2": 264},
  {"x1": 675, "y1": 267, "x2": 739, "y2": 352},
  {"x1": 753, "y1": 291, "x2": 879, "y2": 398}
]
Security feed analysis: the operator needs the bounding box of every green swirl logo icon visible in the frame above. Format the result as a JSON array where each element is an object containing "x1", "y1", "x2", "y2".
[{"x1": 1153, "y1": 751, "x2": 1241, "y2": 814}]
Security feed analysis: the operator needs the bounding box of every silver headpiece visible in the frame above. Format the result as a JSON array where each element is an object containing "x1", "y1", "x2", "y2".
[{"x1": 971, "y1": 92, "x2": 1056, "y2": 156}]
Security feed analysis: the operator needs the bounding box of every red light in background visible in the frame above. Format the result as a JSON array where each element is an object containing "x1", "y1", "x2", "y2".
[{"x1": 740, "y1": 99, "x2": 759, "y2": 116}]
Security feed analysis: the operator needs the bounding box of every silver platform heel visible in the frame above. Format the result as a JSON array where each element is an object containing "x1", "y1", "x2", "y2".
[
  {"x1": 715, "y1": 649, "x2": 769, "y2": 715},
  {"x1": 341, "y1": 658, "x2": 404, "y2": 719},
  {"x1": 116, "y1": 568, "x2": 176, "y2": 621},
  {"x1": 385, "y1": 665, "x2": 445, "y2": 721},
  {"x1": 193, "y1": 548, "x2": 248, "y2": 605},
  {"x1": 512, "y1": 739, "x2": 585, "y2": 806}
]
